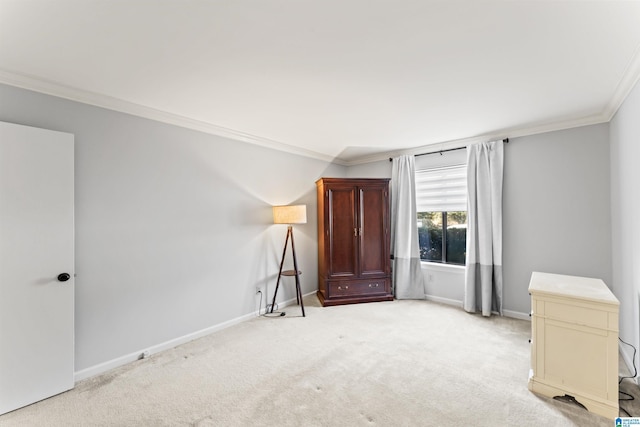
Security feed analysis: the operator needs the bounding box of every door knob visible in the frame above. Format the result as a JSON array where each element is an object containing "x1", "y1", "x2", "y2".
[{"x1": 57, "y1": 273, "x2": 71, "y2": 282}]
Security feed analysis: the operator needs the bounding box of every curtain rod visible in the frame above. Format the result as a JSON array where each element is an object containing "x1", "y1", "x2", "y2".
[{"x1": 388, "y1": 138, "x2": 509, "y2": 162}]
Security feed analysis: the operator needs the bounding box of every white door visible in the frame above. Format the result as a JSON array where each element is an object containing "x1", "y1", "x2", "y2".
[{"x1": 0, "y1": 121, "x2": 74, "y2": 415}]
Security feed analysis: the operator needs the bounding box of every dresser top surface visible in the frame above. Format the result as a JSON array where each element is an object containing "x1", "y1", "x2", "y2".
[{"x1": 528, "y1": 272, "x2": 619, "y2": 306}]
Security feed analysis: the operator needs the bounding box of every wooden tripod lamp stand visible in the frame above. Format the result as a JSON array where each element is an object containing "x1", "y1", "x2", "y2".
[{"x1": 270, "y1": 204, "x2": 306, "y2": 317}]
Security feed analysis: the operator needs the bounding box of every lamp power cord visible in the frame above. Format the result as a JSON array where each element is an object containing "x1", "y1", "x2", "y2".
[{"x1": 619, "y1": 337, "x2": 637, "y2": 417}]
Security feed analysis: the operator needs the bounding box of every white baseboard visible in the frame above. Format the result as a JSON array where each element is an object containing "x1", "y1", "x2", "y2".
[
  {"x1": 76, "y1": 291, "x2": 530, "y2": 382},
  {"x1": 425, "y1": 294, "x2": 530, "y2": 321},
  {"x1": 75, "y1": 291, "x2": 315, "y2": 382},
  {"x1": 424, "y1": 294, "x2": 463, "y2": 308},
  {"x1": 502, "y1": 309, "x2": 531, "y2": 321},
  {"x1": 257, "y1": 291, "x2": 315, "y2": 315}
]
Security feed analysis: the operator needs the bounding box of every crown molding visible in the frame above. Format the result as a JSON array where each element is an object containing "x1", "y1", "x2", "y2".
[
  {"x1": 0, "y1": 69, "x2": 340, "y2": 165},
  {"x1": 338, "y1": 42, "x2": 640, "y2": 166},
  {"x1": 0, "y1": 65, "x2": 631, "y2": 168},
  {"x1": 344, "y1": 112, "x2": 610, "y2": 166},
  {"x1": 602, "y1": 43, "x2": 640, "y2": 121}
]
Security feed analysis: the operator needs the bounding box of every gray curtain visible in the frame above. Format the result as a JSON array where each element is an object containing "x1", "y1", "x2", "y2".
[
  {"x1": 464, "y1": 140, "x2": 504, "y2": 316},
  {"x1": 391, "y1": 155, "x2": 425, "y2": 299}
]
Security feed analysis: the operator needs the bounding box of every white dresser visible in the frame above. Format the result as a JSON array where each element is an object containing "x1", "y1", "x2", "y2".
[{"x1": 528, "y1": 272, "x2": 619, "y2": 419}]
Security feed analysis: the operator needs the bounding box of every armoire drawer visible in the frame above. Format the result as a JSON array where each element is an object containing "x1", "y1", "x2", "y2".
[{"x1": 329, "y1": 279, "x2": 388, "y2": 297}]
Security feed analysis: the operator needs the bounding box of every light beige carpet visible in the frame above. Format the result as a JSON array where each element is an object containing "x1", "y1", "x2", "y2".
[{"x1": 1, "y1": 297, "x2": 638, "y2": 426}]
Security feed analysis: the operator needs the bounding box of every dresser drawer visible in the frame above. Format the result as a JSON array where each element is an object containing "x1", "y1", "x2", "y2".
[
  {"x1": 329, "y1": 279, "x2": 388, "y2": 297},
  {"x1": 545, "y1": 300, "x2": 610, "y2": 329}
]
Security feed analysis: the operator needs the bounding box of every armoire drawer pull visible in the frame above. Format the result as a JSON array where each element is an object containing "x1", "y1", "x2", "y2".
[
  {"x1": 368, "y1": 283, "x2": 379, "y2": 288},
  {"x1": 338, "y1": 285, "x2": 349, "y2": 290}
]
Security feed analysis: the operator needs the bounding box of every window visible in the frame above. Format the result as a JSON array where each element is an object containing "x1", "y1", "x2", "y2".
[{"x1": 415, "y1": 164, "x2": 467, "y2": 265}]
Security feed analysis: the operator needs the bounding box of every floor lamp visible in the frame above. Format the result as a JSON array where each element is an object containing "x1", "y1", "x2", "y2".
[{"x1": 270, "y1": 204, "x2": 306, "y2": 317}]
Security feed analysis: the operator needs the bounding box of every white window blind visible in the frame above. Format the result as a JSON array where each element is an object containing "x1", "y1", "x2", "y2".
[{"x1": 415, "y1": 164, "x2": 467, "y2": 212}]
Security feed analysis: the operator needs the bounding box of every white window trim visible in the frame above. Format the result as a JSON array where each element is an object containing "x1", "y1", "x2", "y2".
[{"x1": 421, "y1": 260, "x2": 465, "y2": 272}]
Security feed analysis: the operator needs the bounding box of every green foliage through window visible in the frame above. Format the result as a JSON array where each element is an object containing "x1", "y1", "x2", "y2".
[{"x1": 417, "y1": 211, "x2": 466, "y2": 265}]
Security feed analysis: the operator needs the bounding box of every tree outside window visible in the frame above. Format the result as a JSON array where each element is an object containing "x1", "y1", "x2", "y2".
[{"x1": 417, "y1": 211, "x2": 466, "y2": 264}]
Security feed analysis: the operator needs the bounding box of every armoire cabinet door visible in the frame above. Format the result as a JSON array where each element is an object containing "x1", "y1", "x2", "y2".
[
  {"x1": 358, "y1": 184, "x2": 389, "y2": 277},
  {"x1": 327, "y1": 185, "x2": 358, "y2": 279}
]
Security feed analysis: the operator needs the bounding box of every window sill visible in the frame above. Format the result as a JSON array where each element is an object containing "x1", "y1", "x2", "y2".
[{"x1": 420, "y1": 261, "x2": 465, "y2": 272}]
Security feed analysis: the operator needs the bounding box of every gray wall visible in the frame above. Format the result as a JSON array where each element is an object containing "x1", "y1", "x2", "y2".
[
  {"x1": 610, "y1": 78, "x2": 640, "y2": 374},
  {"x1": 0, "y1": 83, "x2": 346, "y2": 374},
  {"x1": 345, "y1": 159, "x2": 392, "y2": 178},
  {"x1": 348, "y1": 124, "x2": 613, "y2": 316},
  {"x1": 503, "y1": 124, "x2": 612, "y2": 314}
]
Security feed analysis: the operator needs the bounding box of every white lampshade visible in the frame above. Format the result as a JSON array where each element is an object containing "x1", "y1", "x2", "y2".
[{"x1": 273, "y1": 205, "x2": 307, "y2": 224}]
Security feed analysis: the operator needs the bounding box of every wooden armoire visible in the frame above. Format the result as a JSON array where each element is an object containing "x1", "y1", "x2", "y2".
[{"x1": 316, "y1": 178, "x2": 393, "y2": 306}]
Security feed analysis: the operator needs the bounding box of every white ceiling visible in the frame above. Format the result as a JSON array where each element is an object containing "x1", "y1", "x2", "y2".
[{"x1": 2, "y1": 1, "x2": 640, "y2": 165}]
